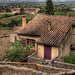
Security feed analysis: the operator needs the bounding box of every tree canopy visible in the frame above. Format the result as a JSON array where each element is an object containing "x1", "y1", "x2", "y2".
[
  {"x1": 20, "y1": 7, "x2": 24, "y2": 13},
  {"x1": 45, "y1": 0, "x2": 54, "y2": 15}
]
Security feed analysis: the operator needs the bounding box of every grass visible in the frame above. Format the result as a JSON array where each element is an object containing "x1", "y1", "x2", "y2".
[
  {"x1": 54, "y1": 11, "x2": 75, "y2": 17},
  {"x1": 0, "y1": 14, "x2": 5, "y2": 19},
  {"x1": 0, "y1": 14, "x2": 13, "y2": 19},
  {"x1": 0, "y1": 14, "x2": 35, "y2": 30}
]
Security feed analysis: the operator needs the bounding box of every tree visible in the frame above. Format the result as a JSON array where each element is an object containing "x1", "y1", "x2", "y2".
[
  {"x1": 45, "y1": 0, "x2": 54, "y2": 15},
  {"x1": 20, "y1": 7, "x2": 24, "y2": 13},
  {"x1": 9, "y1": 19, "x2": 18, "y2": 27},
  {"x1": 5, "y1": 7, "x2": 11, "y2": 12},
  {"x1": 0, "y1": 39, "x2": 33, "y2": 62}
]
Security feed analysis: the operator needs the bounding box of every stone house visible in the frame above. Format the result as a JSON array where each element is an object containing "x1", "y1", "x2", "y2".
[
  {"x1": 16, "y1": 14, "x2": 75, "y2": 60},
  {"x1": 12, "y1": 8, "x2": 40, "y2": 15}
]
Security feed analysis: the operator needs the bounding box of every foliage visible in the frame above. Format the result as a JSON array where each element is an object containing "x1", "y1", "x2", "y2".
[
  {"x1": 62, "y1": 52, "x2": 75, "y2": 64},
  {"x1": 4, "y1": 14, "x2": 11, "y2": 18},
  {"x1": 5, "y1": 7, "x2": 11, "y2": 12},
  {"x1": 0, "y1": 14, "x2": 35, "y2": 27},
  {"x1": 45, "y1": 0, "x2": 54, "y2": 15},
  {"x1": 20, "y1": 7, "x2": 24, "y2": 13},
  {"x1": 8, "y1": 19, "x2": 19, "y2": 27},
  {"x1": 1, "y1": 39, "x2": 33, "y2": 62}
]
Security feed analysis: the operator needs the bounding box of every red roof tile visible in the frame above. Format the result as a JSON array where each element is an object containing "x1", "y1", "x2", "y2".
[
  {"x1": 0, "y1": 30, "x2": 14, "y2": 35},
  {"x1": 17, "y1": 14, "x2": 75, "y2": 46}
]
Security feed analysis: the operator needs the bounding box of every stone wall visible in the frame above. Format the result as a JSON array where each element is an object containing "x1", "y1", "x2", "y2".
[
  {"x1": 0, "y1": 35, "x2": 10, "y2": 55},
  {"x1": 58, "y1": 29, "x2": 71, "y2": 60},
  {"x1": 72, "y1": 26, "x2": 75, "y2": 44},
  {"x1": 28, "y1": 56, "x2": 75, "y2": 70},
  {"x1": 0, "y1": 61, "x2": 75, "y2": 75},
  {"x1": 0, "y1": 65, "x2": 47, "y2": 75}
]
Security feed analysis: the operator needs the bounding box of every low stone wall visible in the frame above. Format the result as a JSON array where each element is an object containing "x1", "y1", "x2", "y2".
[
  {"x1": 28, "y1": 56, "x2": 75, "y2": 70},
  {"x1": 0, "y1": 65, "x2": 47, "y2": 75},
  {"x1": 0, "y1": 61, "x2": 75, "y2": 75},
  {"x1": 53, "y1": 61, "x2": 75, "y2": 70},
  {"x1": 0, "y1": 35, "x2": 10, "y2": 56}
]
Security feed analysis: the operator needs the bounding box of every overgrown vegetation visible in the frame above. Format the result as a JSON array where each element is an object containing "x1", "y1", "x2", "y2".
[
  {"x1": 0, "y1": 14, "x2": 35, "y2": 27},
  {"x1": 0, "y1": 39, "x2": 33, "y2": 62},
  {"x1": 62, "y1": 52, "x2": 75, "y2": 64}
]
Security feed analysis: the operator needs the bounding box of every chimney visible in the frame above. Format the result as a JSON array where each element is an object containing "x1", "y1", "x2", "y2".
[
  {"x1": 66, "y1": 13, "x2": 71, "y2": 17},
  {"x1": 22, "y1": 16, "x2": 26, "y2": 27},
  {"x1": 48, "y1": 21, "x2": 51, "y2": 31}
]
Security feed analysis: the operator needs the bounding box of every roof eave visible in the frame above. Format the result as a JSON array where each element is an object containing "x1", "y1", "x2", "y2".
[
  {"x1": 37, "y1": 43, "x2": 59, "y2": 47},
  {"x1": 17, "y1": 33, "x2": 40, "y2": 37}
]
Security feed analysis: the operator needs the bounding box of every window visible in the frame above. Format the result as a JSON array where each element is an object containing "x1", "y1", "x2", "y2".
[{"x1": 27, "y1": 39, "x2": 35, "y2": 48}]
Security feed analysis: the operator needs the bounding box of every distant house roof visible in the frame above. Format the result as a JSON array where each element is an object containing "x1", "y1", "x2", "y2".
[
  {"x1": 0, "y1": 30, "x2": 14, "y2": 35},
  {"x1": 12, "y1": 8, "x2": 40, "y2": 12},
  {"x1": 71, "y1": 8, "x2": 75, "y2": 11},
  {"x1": 17, "y1": 14, "x2": 75, "y2": 47},
  {"x1": 13, "y1": 26, "x2": 22, "y2": 32}
]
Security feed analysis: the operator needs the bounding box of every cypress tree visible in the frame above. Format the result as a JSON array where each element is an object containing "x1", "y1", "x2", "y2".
[{"x1": 45, "y1": 0, "x2": 54, "y2": 15}]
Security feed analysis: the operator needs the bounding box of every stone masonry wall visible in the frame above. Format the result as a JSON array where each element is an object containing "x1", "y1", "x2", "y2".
[
  {"x1": 28, "y1": 56, "x2": 75, "y2": 70},
  {"x1": 0, "y1": 35, "x2": 10, "y2": 55},
  {"x1": 0, "y1": 65, "x2": 47, "y2": 75},
  {"x1": 0, "y1": 61, "x2": 75, "y2": 75}
]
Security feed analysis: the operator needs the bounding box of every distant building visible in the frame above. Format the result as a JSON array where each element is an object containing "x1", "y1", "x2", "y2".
[
  {"x1": 71, "y1": 8, "x2": 75, "y2": 11},
  {"x1": 12, "y1": 8, "x2": 40, "y2": 15}
]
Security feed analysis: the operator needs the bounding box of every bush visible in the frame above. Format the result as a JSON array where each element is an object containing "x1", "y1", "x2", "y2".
[
  {"x1": 14, "y1": 12, "x2": 26, "y2": 15},
  {"x1": 9, "y1": 19, "x2": 19, "y2": 27},
  {"x1": 62, "y1": 52, "x2": 75, "y2": 64},
  {"x1": 1, "y1": 39, "x2": 33, "y2": 62},
  {"x1": 4, "y1": 14, "x2": 10, "y2": 18}
]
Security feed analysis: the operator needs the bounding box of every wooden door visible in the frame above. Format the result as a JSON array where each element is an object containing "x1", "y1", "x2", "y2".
[{"x1": 44, "y1": 46, "x2": 51, "y2": 60}]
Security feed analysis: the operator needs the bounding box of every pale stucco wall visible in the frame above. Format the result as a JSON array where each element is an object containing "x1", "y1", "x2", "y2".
[
  {"x1": 51, "y1": 47, "x2": 58, "y2": 59},
  {"x1": 38, "y1": 44, "x2": 44, "y2": 59},
  {"x1": 10, "y1": 34, "x2": 16, "y2": 43},
  {"x1": 18, "y1": 35, "x2": 39, "y2": 41},
  {"x1": 10, "y1": 34, "x2": 19, "y2": 43},
  {"x1": 37, "y1": 44, "x2": 58, "y2": 60}
]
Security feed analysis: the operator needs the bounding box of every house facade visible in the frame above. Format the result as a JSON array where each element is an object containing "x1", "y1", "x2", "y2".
[{"x1": 17, "y1": 14, "x2": 75, "y2": 60}]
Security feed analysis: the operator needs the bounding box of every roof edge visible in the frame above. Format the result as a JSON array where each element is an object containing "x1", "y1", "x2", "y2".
[
  {"x1": 17, "y1": 33, "x2": 40, "y2": 37},
  {"x1": 37, "y1": 43, "x2": 58, "y2": 47}
]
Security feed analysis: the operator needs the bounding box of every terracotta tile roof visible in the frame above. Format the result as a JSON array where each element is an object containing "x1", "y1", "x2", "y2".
[
  {"x1": 13, "y1": 26, "x2": 22, "y2": 32},
  {"x1": 12, "y1": 8, "x2": 40, "y2": 12},
  {"x1": 0, "y1": 30, "x2": 14, "y2": 35},
  {"x1": 17, "y1": 14, "x2": 75, "y2": 47}
]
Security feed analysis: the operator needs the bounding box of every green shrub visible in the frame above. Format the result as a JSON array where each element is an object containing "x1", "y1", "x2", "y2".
[
  {"x1": 1, "y1": 39, "x2": 33, "y2": 62},
  {"x1": 63, "y1": 52, "x2": 75, "y2": 64}
]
